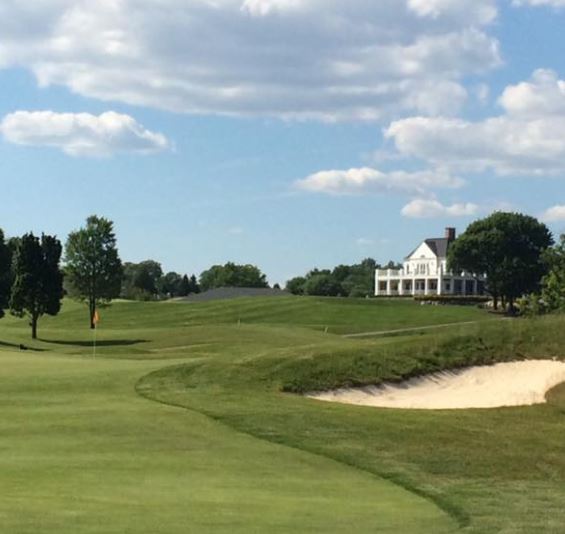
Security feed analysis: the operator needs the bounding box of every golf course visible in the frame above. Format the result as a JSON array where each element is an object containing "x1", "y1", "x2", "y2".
[{"x1": 1, "y1": 297, "x2": 564, "y2": 533}]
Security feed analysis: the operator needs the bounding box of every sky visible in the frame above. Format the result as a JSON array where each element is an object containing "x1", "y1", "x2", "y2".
[{"x1": 1, "y1": 0, "x2": 565, "y2": 285}]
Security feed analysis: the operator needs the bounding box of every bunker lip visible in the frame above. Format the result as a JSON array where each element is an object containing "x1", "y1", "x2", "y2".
[{"x1": 307, "y1": 360, "x2": 565, "y2": 410}]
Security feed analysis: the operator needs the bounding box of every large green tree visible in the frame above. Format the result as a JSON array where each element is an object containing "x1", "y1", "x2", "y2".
[
  {"x1": 304, "y1": 273, "x2": 342, "y2": 297},
  {"x1": 286, "y1": 276, "x2": 307, "y2": 295},
  {"x1": 157, "y1": 271, "x2": 183, "y2": 298},
  {"x1": 121, "y1": 260, "x2": 163, "y2": 300},
  {"x1": 0, "y1": 229, "x2": 12, "y2": 318},
  {"x1": 199, "y1": 263, "x2": 268, "y2": 291},
  {"x1": 65, "y1": 216, "x2": 123, "y2": 328},
  {"x1": 448, "y1": 212, "x2": 553, "y2": 311},
  {"x1": 541, "y1": 234, "x2": 565, "y2": 312},
  {"x1": 10, "y1": 233, "x2": 64, "y2": 339}
]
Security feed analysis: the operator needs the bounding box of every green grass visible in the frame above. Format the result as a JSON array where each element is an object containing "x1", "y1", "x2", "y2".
[{"x1": 0, "y1": 296, "x2": 563, "y2": 532}]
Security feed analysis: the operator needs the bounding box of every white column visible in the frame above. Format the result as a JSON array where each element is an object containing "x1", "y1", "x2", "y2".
[
  {"x1": 412, "y1": 278, "x2": 416, "y2": 296},
  {"x1": 398, "y1": 278, "x2": 404, "y2": 296},
  {"x1": 437, "y1": 276, "x2": 443, "y2": 296},
  {"x1": 424, "y1": 278, "x2": 429, "y2": 296},
  {"x1": 375, "y1": 271, "x2": 380, "y2": 296},
  {"x1": 386, "y1": 279, "x2": 392, "y2": 296}
]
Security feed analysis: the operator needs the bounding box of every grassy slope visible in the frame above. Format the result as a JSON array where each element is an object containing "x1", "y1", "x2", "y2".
[
  {"x1": 0, "y1": 297, "x2": 471, "y2": 534},
  {"x1": 1, "y1": 297, "x2": 564, "y2": 532}
]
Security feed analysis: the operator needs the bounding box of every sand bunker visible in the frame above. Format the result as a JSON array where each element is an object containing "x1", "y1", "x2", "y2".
[{"x1": 308, "y1": 360, "x2": 565, "y2": 410}]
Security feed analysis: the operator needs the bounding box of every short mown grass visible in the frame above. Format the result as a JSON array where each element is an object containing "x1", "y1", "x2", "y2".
[{"x1": 1, "y1": 297, "x2": 564, "y2": 533}]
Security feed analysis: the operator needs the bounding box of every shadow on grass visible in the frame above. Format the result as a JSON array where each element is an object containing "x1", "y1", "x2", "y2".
[
  {"x1": 0, "y1": 340, "x2": 47, "y2": 352},
  {"x1": 39, "y1": 338, "x2": 148, "y2": 348}
]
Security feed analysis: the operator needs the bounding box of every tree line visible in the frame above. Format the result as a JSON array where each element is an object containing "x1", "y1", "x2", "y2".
[
  {"x1": 0, "y1": 215, "x2": 273, "y2": 338},
  {"x1": 1, "y1": 211, "x2": 564, "y2": 339},
  {"x1": 285, "y1": 259, "x2": 401, "y2": 297}
]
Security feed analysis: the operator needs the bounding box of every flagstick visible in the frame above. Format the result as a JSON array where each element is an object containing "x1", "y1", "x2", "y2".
[{"x1": 93, "y1": 323, "x2": 97, "y2": 360}]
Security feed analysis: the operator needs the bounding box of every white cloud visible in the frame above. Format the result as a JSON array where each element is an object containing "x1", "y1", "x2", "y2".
[
  {"x1": 499, "y1": 69, "x2": 565, "y2": 117},
  {"x1": 0, "y1": 111, "x2": 169, "y2": 157},
  {"x1": 541, "y1": 205, "x2": 565, "y2": 222},
  {"x1": 385, "y1": 70, "x2": 565, "y2": 175},
  {"x1": 356, "y1": 238, "x2": 375, "y2": 246},
  {"x1": 0, "y1": 1, "x2": 500, "y2": 121},
  {"x1": 296, "y1": 167, "x2": 464, "y2": 196},
  {"x1": 401, "y1": 198, "x2": 479, "y2": 218},
  {"x1": 513, "y1": 1, "x2": 565, "y2": 7}
]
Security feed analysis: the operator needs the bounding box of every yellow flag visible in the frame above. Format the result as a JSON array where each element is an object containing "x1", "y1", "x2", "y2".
[{"x1": 93, "y1": 310, "x2": 100, "y2": 326}]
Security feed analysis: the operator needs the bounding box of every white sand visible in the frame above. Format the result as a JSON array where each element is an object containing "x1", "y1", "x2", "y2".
[{"x1": 307, "y1": 360, "x2": 565, "y2": 410}]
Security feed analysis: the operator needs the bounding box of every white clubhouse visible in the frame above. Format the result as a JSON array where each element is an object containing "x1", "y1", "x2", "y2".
[{"x1": 375, "y1": 228, "x2": 486, "y2": 297}]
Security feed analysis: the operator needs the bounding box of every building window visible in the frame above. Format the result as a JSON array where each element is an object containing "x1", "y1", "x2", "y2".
[
  {"x1": 379, "y1": 282, "x2": 387, "y2": 291},
  {"x1": 445, "y1": 281, "x2": 451, "y2": 291}
]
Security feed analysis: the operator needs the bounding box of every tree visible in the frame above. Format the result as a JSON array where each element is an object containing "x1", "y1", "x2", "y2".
[
  {"x1": 541, "y1": 234, "x2": 565, "y2": 312},
  {"x1": 65, "y1": 216, "x2": 123, "y2": 328},
  {"x1": 448, "y1": 212, "x2": 553, "y2": 311},
  {"x1": 188, "y1": 274, "x2": 200, "y2": 294},
  {"x1": 304, "y1": 274, "x2": 342, "y2": 297},
  {"x1": 0, "y1": 229, "x2": 12, "y2": 319},
  {"x1": 132, "y1": 260, "x2": 162, "y2": 296},
  {"x1": 199, "y1": 263, "x2": 268, "y2": 291},
  {"x1": 157, "y1": 271, "x2": 183, "y2": 298},
  {"x1": 121, "y1": 260, "x2": 164, "y2": 300},
  {"x1": 178, "y1": 275, "x2": 191, "y2": 297},
  {"x1": 10, "y1": 233, "x2": 63, "y2": 339},
  {"x1": 286, "y1": 276, "x2": 306, "y2": 295}
]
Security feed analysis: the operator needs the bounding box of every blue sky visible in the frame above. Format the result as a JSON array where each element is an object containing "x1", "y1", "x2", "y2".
[{"x1": 1, "y1": 1, "x2": 565, "y2": 285}]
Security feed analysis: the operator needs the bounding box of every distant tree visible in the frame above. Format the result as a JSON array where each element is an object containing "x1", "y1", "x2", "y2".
[
  {"x1": 178, "y1": 274, "x2": 191, "y2": 297},
  {"x1": 10, "y1": 233, "x2": 63, "y2": 339},
  {"x1": 121, "y1": 262, "x2": 138, "y2": 299},
  {"x1": 286, "y1": 276, "x2": 307, "y2": 295},
  {"x1": 328, "y1": 258, "x2": 378, "y2": 297},
  {"x1": 541, "y1": 234, "x2": 565, "y2": 312},
  {"x1": 332, "y1": 265, "x2": 352, "y2": 284},
  {"x1": 273, "y1": 283, "x2": 281, "y2": 290},
  {"x1": 65, "y1": 215, "x2": 123, "y2": 328},
  {"x1": 133, "y1": 260, "x2": 163, "y2": 295},
  {"x1": 0, "y1": 229, "x2": 12, "y2": 319},
  {"x1": 448, "y1": 212, "x2": 553, "y2": 311},
  {"x1": 199, "y1": 263, "x2": 268, "y2": 291},
  {"x1": 304, "y1": 274, "x2": 342, "y2": 297},
  {"x1": 188, "y1": 274, "x2": 200, "y2": 294},
  {"x1": 157, "y1": 271, "x2": 183, "y2": 298}
]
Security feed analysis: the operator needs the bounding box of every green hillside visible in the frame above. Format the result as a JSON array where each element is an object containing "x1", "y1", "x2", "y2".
[{"x1": 0, "y1": 297, "x2": 563, "y2": 533}]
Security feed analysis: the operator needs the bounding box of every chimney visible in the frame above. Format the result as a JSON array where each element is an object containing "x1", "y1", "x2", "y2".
[{"x1": 445, "y1": 227, "x2": 456, "y2": 241}]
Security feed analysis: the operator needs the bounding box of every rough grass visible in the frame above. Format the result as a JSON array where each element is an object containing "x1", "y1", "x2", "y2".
[{"x1": 1, "y1": 297, "x2": 564, "y2": 533}]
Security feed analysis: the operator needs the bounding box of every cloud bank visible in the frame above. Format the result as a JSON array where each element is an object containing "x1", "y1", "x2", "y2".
[
  {"x1": 0, "y1": 0, "x2": 500, "y2": 121},
  {"x1": 513, "y1": 1, "x2": 565, "y2": 7},
  {"x1": 401, "y1": 199, "x2": 479, "y2": 218},
  {"x1": 0, "y1": 111, "x2": 169, "y2": 157},
  {"x1": 541, "y1": 205, "x2": 565, "y2": 222},
  {"x1": 385, "y1": 70, "x2": 565, "y2": 175},
  {"x1": 295, "y1": 167, "x2": 463, "y2": 196}
]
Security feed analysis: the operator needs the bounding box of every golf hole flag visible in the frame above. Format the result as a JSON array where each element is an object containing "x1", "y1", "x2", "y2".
[{"x1": 93, "y1": 310, "x2": 100, "y2": 327}]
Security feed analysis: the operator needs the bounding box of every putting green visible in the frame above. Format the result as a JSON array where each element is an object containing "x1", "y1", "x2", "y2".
[{"x1": 0, "y1": 351, "x2": 456, "y2": 533}]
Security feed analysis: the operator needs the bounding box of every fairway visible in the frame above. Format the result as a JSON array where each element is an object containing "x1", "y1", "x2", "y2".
[{"x1": 0, "y1": 297, "x2": 564, "y2": 533}]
